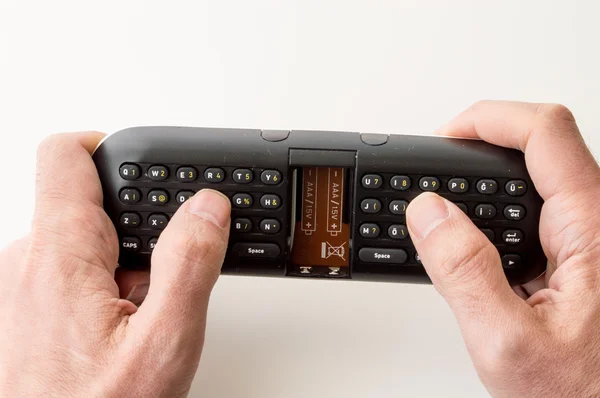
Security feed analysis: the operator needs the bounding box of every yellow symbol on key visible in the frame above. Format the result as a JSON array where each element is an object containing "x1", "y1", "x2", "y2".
[
  {"x1": 243, "y1": 198, "x2": 251, "y2": 205},
  {"x1": 272, "y1": 199, "x2": 278, "y2": 206},
  {"x1": 216, "y1": 173, "x2": 221, "y2": 179},
  {"x1": 245, "y1": 173, "x2": 251, "y2": 180},
  {"x1": 273, "y1": 175, "x2": 278, "y2": 182},
  {"x1": 159, "y1": 195, "x2": 166, "y2": 202}
]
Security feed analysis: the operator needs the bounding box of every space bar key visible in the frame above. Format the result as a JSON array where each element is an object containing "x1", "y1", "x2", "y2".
[{"x1": 358, "y1": 248, "x2": 407, "y2": 264}]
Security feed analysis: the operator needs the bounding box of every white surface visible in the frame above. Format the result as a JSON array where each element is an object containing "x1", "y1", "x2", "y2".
[{"x1": 1, "y1": 1, "x2": 598, "y2": 397}]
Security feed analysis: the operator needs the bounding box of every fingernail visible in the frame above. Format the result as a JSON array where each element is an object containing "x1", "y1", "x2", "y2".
[
  {"x1": 406, "y1": 193, "x2": 450, "y2": 241},
  {"x1": 126, "y1": 283, "x2": 149, "y2": 306},
  {"x1": 187, "y1": 189, "x2": 231, "y2": 228}
]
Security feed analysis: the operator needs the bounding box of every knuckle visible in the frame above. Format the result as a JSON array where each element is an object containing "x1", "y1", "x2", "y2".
[
  {"x1": 469, "y1": 100, "x2": 492, "y2": 113},
  {"x1": 30, "y1": 205, "x2": 118, "y2": 266},
  {"x1": 37, "y1": 133, "x2": 74, "y2": 160},
  {"x1": 477, "y1": 324, "x2": 536, "y2": 375},
  {"x1": 163, "y1": 218, "x2": 227, "y2": 271},
  {"x1": 537, "y1": 103, "x2": 576, "y2": 123},
  {"x1": 442, "y1": 240, "x2": 498, "y2": 283}
]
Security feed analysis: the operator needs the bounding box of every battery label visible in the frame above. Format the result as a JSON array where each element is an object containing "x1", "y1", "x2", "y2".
[
  {"x1": 327, "y1": 168, "x2": 344, "y2": 235},
  {"x1": 292, "y1": 167, "x2": 350, "y2": 268},
  {"x1": 301, "y1": 167, "x2": 318, "y2": 234}
]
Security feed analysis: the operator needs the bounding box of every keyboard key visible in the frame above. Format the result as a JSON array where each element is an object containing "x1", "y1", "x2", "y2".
[
  {"x1": 176, "y1": 190, "x2": 195, "y2": 205},
  {"x1": 502, "y1": 254, "x2": 521, "y2": 269},
  {"x1": 502, "y1": 229, "x2": 523, "y2": 245},
  {"x1": 176, "y1": 166, "x2": 197, "y2": 182},
  {"x1": 260, "y1": 194, "x2": 281, "y2": 209},
  {"x1": 261, "y1": 170, "x2": 282, "y2": 185},
  {"x1": 119, "y1": 164, "x2": 141, "y2": 180},
  {"x1": 390, "y1": 175, "x2": 411, "y2": 191},
  {"x1": 358, "y1": 248, "x2": 407, "y2": 264},
  {"x1": 389, "y1": 200, "x2": 408, "y2": 215},
  {"x1": 359, "y1": 223, "x2": 380, "y2": 238},
  {"x1": 233, "y1": 168, "x2": 254, "y2": 184},
  {"x1": 506, "y1": 180, "x2": 527, "y2": 196},
  {"x1": 120, "y1": 212, "x2": 141, "y2": 228},
  {"x1": 414, "y1": 252, "x2": 422, "y2": 265},
  {"x1": 504, "y1": 205, "x2": 526, "y2": 221},
  {"x1": 419, "y1": 176, "x2": 440, "y2": 192},
  {"x1": 362, "y1": 174, "x2": 383, "y2": 189},
  {"x1": 204, "y1": 167, "x2": 225, "y2": 183},
  {"x1": 388, "y1": 224, "x2": 408, "y2": 240},
  {"x1": 148, "y1": 214, "x2": 168, "y2": 230},
  {"x1": 232, "y1": 193, "x2": 253, "y2": 208},
  {"x1": 475, "y1": 204, "x2": 497, "y2": 219},
  {"x1": 148, "y1": 165, "x2": 169, "y2": 181},
  {"x1": 233, "y1": 218, "x2": 253, "y2": 233},
  {"x1": 455, "y1": 202, "x2": 468, "y2": 214},
  {"x1": 361, "y1": 198, "x2": 382, "y2": 214},
  {"x1": 121, "y1": 237, "x2": 141, "y2": 252},
  {"x1": 480, "y1": 228, "x2": 495, "y2": 242},
  {"x1": 148, "y1": 237, "x2": 158, "y2": 252},
  {"x1": 148, "y1": 190, "x2": 169, "y2": 205},
  {"x1": 260, "y1": 219, "x2": 281, "y2": 234},
  {"x1": 476, "y1": 179, "x2": 498, "y2": 194},
  {"x1": 232, "y1": 243, "x2": 281, "y2": 258},
  {"x1": 448, "y1": 178, "x2": 469, "y2": 193},
  {"x1": 119, "y1": 188, "x2": 141, "y2": 204}
]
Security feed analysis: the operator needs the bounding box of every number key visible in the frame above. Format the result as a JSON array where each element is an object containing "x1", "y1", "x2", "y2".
[
  {"x1": 261, "y1": 170, "x2": 282, "y2": 185},
  {"x1": 148, "y1": 165, "x2": 169, "y2": 181},
  {"x1": 204, "y1": 167, "x2": 225, "y2": 183},
  {"x1": 176, "y1": 166, "x2": 197, "y2": 182},
  {"x1": 390, "y1": 175, "x2": 411, "y2": 191},
  {"x1": 233, "y1": 169, "x2": 254, "y2": 184},
  {"x1": 448, "y1": 178, "x2": 469, "y2": 193},
  {"x1": 419, "y1": 176, "x2": 440, "y2": 192},
  {"x1": 362, "y1": 174, "x2": 382, "y2": 189},
  {"x1": 119, "y1": 164, "x2": 141, "y2": 180}
]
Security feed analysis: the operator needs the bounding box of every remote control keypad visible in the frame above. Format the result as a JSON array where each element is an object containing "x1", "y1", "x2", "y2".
[
  {"x1": 116, "y1": 163, "x2": 286, "y2": 258},
  {"x1": 356, "y1": 173, "x2": 531, "y2": 269}
]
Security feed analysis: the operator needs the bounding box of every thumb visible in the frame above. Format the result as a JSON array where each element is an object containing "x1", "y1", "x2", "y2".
[
  {"x1": 130, "y1": 189, "x2": 231, "y2": 339},
  {"x1": 406, "y1": 193, "x2": 526, "y2": 327}
]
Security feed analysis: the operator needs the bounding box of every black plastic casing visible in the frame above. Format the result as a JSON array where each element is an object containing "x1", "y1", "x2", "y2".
[{"x1": 93, "y1": 127, "x2": 546, "y2": 286}]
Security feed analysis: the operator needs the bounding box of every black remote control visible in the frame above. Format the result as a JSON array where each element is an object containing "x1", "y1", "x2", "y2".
[{"x1": 93, "y1": 127, "x2": 546, "y2": 285}]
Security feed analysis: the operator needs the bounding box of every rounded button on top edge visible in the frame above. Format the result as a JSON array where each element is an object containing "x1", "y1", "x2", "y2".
[
  {"x1": 360, "y1": 133, "x2": 389, "y2": 146},
  {"x1": 261, "y1": 130, "x2": 290, "y2": 142}
]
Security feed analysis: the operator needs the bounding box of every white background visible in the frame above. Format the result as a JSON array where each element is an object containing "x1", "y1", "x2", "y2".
[{"x1": 1, "y1": 1, "x2": 599, "y2": 397}]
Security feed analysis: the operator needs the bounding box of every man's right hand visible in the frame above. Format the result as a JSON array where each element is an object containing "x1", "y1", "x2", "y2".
[{"x1": 406, "y1": 101, "x2": 600, "y2": 397}]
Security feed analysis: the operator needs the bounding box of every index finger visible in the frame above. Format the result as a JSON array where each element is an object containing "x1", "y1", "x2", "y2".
[
  {"x1": 436, "y1": 100, "x2": 599, "y2": 201},
  {"x1": 29, "y1": 132, "x2": 119, "y2": 273}
]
